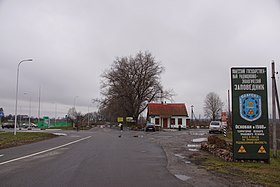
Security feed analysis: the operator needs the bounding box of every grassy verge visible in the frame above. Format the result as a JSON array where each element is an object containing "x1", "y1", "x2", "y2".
[
  {"x1": 199, "y1": 131, "x2": 280, "y2": 186},
  {"x1": 0, "y1": 132, "x2": 57, "y2": 150},
  {"x1": 197, "y1": 151, "x2": 280, "y2": 187}
]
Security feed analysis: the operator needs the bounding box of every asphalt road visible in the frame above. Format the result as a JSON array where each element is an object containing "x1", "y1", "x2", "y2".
[{"x1": 0, "y1": 128, "x2": 184, "y2": 187}]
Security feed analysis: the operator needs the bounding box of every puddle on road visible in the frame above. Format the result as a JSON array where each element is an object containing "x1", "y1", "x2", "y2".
[
  {"x1": 175, "y1": 174, "x2": 191, "y2": 181},
  {"x1": 187, "y1": 144, "x2": 200, "y2": 152},
  {"x1": 188, "y1": 148, "x2": 199, "y2": 152},
  {"x1": 174, "y1": 154, "x2": 185, "y2": 159},
  {"x1": 192, "y1": 138, "x2": 207, "y2": 143},
  {"x1": 189, "y1": 132, "x2": 207, "y2": 136},
  {"x1": 187, "y1": 144, "x2": 201, "y2": 148}
]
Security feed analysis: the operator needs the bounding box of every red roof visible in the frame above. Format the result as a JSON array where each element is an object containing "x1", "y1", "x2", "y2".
[{"x1": 147, "y1": 103, "x2": 188, "y2": 117}]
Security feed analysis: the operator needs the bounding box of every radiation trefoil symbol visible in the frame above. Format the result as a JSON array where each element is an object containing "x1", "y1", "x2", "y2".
[{"x1": 239, "y1": 93, "x2": 262, "y2": 122}]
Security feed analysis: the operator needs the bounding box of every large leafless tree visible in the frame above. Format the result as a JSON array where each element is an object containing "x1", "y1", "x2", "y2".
[
  {"x1": 204, "y1": 92, "x2": 224, "y2": 120},
  {"x1": 100, "y1": 51, "x2": 172, "y2": 123}
]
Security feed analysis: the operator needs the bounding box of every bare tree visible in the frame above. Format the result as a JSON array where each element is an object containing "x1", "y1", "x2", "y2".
[
  {"x1": 67, "y1": 107, "x2": 83, "y2": 127},
  {"x1": 204, "y1": 92, "x2": 224, "y2": 120},
  {"x1": 100, "y1": 51, "x2": 173, "y2": 123},
  {"x1": 67, "y1": 107, "x2": 78, "y2": 121}
]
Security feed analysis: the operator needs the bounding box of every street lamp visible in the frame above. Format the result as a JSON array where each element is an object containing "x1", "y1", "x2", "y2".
[
  {"x1": 88, "y1": 100, "x2": 92, "y2": 127},
  {"x1": 74, "y1": 96, "x2": 78, "y2": 109},
  {"x1": 14, "y1": 59, "x2": 33, "y2": 135},
  {"x1": 54, "y1": 102, "x2": 57, "y2": 127}
]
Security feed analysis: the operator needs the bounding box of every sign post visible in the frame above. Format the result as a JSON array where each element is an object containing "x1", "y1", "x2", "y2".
[
  {"x1": 231, "y1": 67, "x2": 269, "y2": 161},
  {"x1": 0, "y1": 108, "x2": 4, "y2": 128}
]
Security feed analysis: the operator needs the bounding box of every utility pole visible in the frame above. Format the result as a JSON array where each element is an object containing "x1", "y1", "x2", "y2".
[
  {"x1": 28, "y1": 96, "x2": 31, "y2": 128},
  {"x1": 54, "y1": 102, "x2": 57, "y2": 127},
  {"x1": 271, "y1": 61, "x2": 277, "y2": 158},
  {"x1": 38, "y1": 86, "x2": 41, "y2": 123},
  {"x1": 227, "y1": 89, "x2": 231, "y2": 130},
  {"x1": 191, "y1": 105, "x2": 194, "y2": 121},
  {"x1": 88, "y1": 106, "x2": 90, "y2": 127},
  {"x1": 227, "y1": 90, "x2": 230, "y2": 117}
]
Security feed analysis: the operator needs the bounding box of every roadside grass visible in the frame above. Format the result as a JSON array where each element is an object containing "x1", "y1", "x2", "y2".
[
  {"x1": 199, "y1": 131, "x2": 280, "y2": 187},
  {"x1": 200, "y1": 152, "x2": 280, "y2": 187},
  {"x1": 221, "y1": 131, "x2": 232, "y2": 142},
  {"x1": 0, "y1": 132, "x2": 57, "y2": 150}
]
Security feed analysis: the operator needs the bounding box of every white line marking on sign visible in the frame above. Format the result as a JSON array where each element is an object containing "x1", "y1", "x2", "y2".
[{"x1": 0, "y1": 136, "x2": 91, "y2": 166}]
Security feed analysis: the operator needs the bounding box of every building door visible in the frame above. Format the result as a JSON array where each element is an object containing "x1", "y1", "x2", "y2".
[{"x1": 163, "y1": 118, "x2": 168, "y2": 128}]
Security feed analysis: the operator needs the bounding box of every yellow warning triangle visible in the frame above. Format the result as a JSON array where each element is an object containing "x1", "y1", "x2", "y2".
[
  {"x1": 258, "y1": 146, "x2": 266, "y2": 153},
  {"x1": 238, "y1": 145, "x2": 246, "y2": 153}
]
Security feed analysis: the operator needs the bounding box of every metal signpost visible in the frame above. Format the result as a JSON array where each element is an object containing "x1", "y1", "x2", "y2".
[
  {"x1": 231, "y1": 67, "x2": 269, "y2": 161},
  {"x1": 0, "y1": 108, "x2": 4, "y2": 127}
]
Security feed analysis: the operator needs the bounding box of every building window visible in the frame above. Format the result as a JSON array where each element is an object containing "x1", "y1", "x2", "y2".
[
  {"x1": 178, "y1": 118, "x2": 182, "y2": 125},
  {"x1": 171, "y1": 118, "x2": 175, "y2": 125},
  {"x1": 155, "y1": 118, "x2": 160, "y2": 125}
]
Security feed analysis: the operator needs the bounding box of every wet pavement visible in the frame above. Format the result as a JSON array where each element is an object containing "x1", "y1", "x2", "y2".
[{"x1": 129, "y1": 129, "x2": 252, "y2": 187}]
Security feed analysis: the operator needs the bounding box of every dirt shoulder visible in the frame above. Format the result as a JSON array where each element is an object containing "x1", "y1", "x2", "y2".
[{"x1": 146, "y1": 130, "x2": 262, "y2": 187}]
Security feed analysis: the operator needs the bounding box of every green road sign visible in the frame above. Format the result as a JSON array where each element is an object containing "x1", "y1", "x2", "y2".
[{"x1": 231, "y1": 67, "x2": 269, "y2": 161}]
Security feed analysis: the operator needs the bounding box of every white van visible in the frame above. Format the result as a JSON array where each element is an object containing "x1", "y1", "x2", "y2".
[{"x1": 209, "y1": 121, "x2": 223, "y2": 134}]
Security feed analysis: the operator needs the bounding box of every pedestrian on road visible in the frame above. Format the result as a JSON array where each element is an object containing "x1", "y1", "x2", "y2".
[{"x1": 119, "y1": 123, "x2": 123, "y2": 137}]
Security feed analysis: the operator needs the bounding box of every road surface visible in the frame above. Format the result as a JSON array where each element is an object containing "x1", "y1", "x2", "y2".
[{"x1": 0, "y1": 127, "x2": 185, "y2": 187}]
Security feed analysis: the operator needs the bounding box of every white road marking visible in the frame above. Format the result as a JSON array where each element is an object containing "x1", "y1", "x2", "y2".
[
  {"x1": 0, "y1": 136, "x2": 91, "y2": 166},
  {"x1": 52, "y1": 133, "x2": 67, "y2": 136},
  {"x1": 0, "y1": 154, "x2": 4, "y2": 157}
]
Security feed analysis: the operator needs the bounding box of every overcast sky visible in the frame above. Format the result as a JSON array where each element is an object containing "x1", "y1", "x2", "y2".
[{"x1": 1, "y1": 0, "x2": 280, "y2": 119}]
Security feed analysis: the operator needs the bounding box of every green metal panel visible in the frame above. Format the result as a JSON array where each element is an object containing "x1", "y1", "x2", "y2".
[
  {"x1": 37, "y1": 116, "x2": 72, "y2": 128},
  {"x1": 231, "y1": 67, "x2": 269, "y2": 161}
]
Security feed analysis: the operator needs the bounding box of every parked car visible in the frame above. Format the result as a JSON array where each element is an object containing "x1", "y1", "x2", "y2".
[
  {"x1": 30, "y1": 123, "x2": 38, "y2": 128},
  {"x1": 145, "y1": 122, "x2": 156, "y2": 132},
  {"x1": 21, "y1": 123, "x2": 38, "y2": 129},
  {"x1": 2, "y1": 122, "x2": 14, "y2": 129},
  {"x1": 209, "y1": 121, "x2": 223, "y2": 134}
]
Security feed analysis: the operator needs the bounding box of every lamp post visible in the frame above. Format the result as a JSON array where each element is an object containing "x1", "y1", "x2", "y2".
[
  {"x1": 88, "y1": 100, "x2": 92, "y2": 127},
  {"x1": 54, "y1": 102, "x2": 57, "y2": 127},
  {"x1": 74, "y1": 96, "x2": 78, "y2": 109},
  {"x1": 14, "y1": 59, "x2": 33, "y2": 135}
]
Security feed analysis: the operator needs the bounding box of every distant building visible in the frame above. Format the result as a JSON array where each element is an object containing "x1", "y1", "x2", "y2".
[{"x1": 147, "y1": 103, "x2": 190, "y2": 129}]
